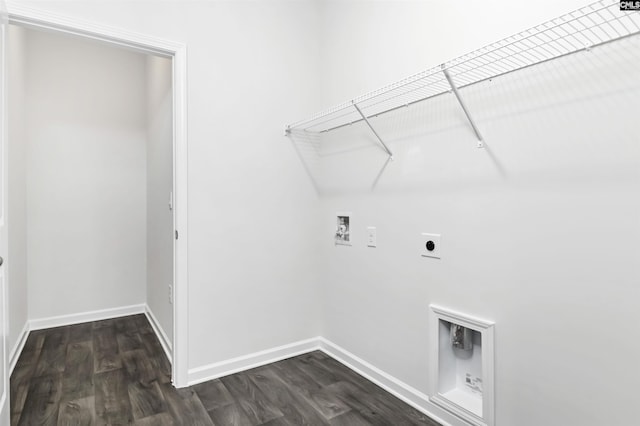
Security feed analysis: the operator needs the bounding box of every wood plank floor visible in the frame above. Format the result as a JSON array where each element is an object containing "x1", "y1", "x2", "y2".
[{"x1": 10, "y1": 314, "x2": 441, "y2": 425}]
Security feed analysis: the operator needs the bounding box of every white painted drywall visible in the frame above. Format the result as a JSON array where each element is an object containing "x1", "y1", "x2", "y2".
[
  {"x1": 317, "y1": 0, "x2": 592, "y2": 109},
  {"x1": 146, "y1": 54, "x2": 174, "y2": 346},
  {"x1": 25, "y1": 29, "x2": 148, "y2": 320},
  {"x1": 182, "y1": 2, "x2": 323, "y2": 368},
  {"x1": 7, "y1": 24, "x2": 28, "y2": 357},
  {"x1": 314, "y1": 2, "x2": 640, "y2": 426},
  {"x1": 11, "y1": 3, "x2": 634, "y2": 425},
  {"x1": 14, "y1": 0, "x2": 324, "y2": 369}
]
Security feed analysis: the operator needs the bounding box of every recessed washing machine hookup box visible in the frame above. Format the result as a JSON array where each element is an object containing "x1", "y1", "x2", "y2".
[{"x1": 429, "y1": 305, "x2": 495, "y2": 426}]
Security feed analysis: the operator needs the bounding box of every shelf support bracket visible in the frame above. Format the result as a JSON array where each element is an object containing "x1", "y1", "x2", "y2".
[
  {"x1": 442, "y1": 64, "x2": 484, "y2": 148},
  {"x1": 352, "y1": 102, "x2": 394, "y2": 159}
]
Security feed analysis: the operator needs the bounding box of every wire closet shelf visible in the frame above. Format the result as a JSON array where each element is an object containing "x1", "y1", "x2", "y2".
[{"x1": 285, "y1": 0, "x2": 640, "y2": 137}]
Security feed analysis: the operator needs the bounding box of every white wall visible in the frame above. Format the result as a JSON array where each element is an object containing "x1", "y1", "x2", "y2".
[
  {"x1": 11, "y1": 3, "x2": 634, "y2": 426},
  {"x1": 314, "y1": 2, "x2": 640, "y2": 426},
  {"x1": 25, "y1": 29, "x2": 148, "y2": 320},
  {"x1": 7, "y1": 24, "x2": 28, "y2": 356},
  {"x1": 146, "y1": 54, "x2": 174, "y2": 346},
  {"x1": 318, "y1": 0, "x2": 590, "y2": 108},
  {"x1": 14, "y1": 0, "x2": 325, "y2": 370},
  {"x1": 182, "y1": 1, "x2": 323, "y2": 369}
]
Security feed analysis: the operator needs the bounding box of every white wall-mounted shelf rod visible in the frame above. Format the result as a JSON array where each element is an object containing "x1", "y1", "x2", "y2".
[
  {"x1": 442, "y1": 64, "x2": 484, "y2": 148},
  {"x1": 285, "y1": 1, "x2": 640, "y2": 138},
  {"x1": 352, "y1": 102, "x2": 394, "y2": 158}
]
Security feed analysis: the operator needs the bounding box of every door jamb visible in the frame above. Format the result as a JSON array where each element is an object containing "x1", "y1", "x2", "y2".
[
  {"x1": 0, "y1": 13, "x2": 9, "y2": 424},
  {"x1": 4, "y1": 2, "x2": 190, "y2": 387}
]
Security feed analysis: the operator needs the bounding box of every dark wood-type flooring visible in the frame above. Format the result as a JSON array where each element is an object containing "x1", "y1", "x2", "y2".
[{"x1": 10, "y1": 314, "x2": 441, "y2": 425}]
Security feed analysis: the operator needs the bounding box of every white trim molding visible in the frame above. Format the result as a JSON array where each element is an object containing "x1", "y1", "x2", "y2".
[
  {"x1": 6, "y1": 2, "x2": 177, "y2": 57},
  {"x1": 0, "y1": 392, "x2": 7, "y2": 426},
  {"x1": 7, "y1": 312, "x2": 471, "y2": 426},
  {"x1": 8, "y1": 320, "x2": 29, "y2": 376},
  {"x1": 429, "y1": 305, "x2": 495, "y2": 426},
  {"x1": 187, "y1": 338, "x2": 321, "y2": 386},
  {"x1": 29, "y1": 304, "x2": 146, "y2": 331},
  {"x1": 5, "y1": 1, "x2": 190, "y2": 387},
  {"x1": 10, "y1": 306, "x2": 173, "y2": 378},
  {"x1": 318, "y1": 338, "x2": 465, "y2": 426},
  {"x1": 185, "y1": 335, "x2": 465, "y2": 426},
  {"x1": 1, "y1": 18, "x2": 8, "y2": 426},
  {"x1": 171, "y1": 39, "x2": 189, "y2": 388},
  {"x1": 144, "y1": 304, "x2": 172, "y2": 364}
]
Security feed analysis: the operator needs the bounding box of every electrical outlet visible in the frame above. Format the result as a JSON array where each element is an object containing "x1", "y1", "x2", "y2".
[
  {"x1": 421, "y1": 233, "x2": 441, "y2": 258},
  {"x1": 169, "y1": 285, "x2": 173, "y2": 304},
  {"x1": 367, "y1": 227, "x2": 377, "y2": 247}
]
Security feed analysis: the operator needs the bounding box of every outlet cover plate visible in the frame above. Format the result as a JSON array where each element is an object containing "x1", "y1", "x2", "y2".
[
  {"x1": 367, "y1": 227, "x2": 377, "y2": 248},
  {"x1": 421, "y1": 233, "x2": 441, "y2": 259}
]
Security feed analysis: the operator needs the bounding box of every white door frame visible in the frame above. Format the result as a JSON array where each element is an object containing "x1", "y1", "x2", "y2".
[
  {"x1": 0, "y1": 12, "x2": 9, "y2": 424},
  {"x1": 3, "y1": 3, "x2": 190, "y2": 387}
]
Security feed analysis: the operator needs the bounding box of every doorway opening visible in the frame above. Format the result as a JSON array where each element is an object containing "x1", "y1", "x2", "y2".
[{"x1": 1, "y1": 6, "x2": 189, "y2": 396}]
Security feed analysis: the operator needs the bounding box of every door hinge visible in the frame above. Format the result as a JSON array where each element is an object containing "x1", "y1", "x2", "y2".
[{"x1": 175, "y1": 230, "x2": 179, "y2": 240}]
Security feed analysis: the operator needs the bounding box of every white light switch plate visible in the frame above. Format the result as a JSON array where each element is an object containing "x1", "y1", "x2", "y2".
[
  {"x1": 421, "y1": 233, "x2": 441, "y2": 258},
  {"x1": 367, "y1": 227, "x2": 377, "y2": 247}
]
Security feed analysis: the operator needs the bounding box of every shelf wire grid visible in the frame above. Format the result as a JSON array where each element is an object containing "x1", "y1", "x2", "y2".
[{"x1": 287, "y1": 0, "x2": 640, "y2": 134}]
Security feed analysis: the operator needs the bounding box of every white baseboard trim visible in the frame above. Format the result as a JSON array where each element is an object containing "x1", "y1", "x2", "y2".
[
  {"x1": 29, "y1": 304, "x2": 146, "y2": 331},
  {"x1": 317, "y1": 338, "x2": 464, "y2": 426},
  {"x1": 185, "y1": 336, "x2": 464, "y2": 426},
  {"x1": 144, "y1": 304, "x2": 172, "y2": 364},
  {"x1": 9, "y1": 305, "x2": 171, "y2": 378},
  {"x1": 9, "y1": 321, "x2": 30, "y2": 376},
  {"x1": 7, "y1": 313, "x2": 470, "y2": 426},
  {"x1": 187, "y1": 337, "x2": 321, "y2": 386}
]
